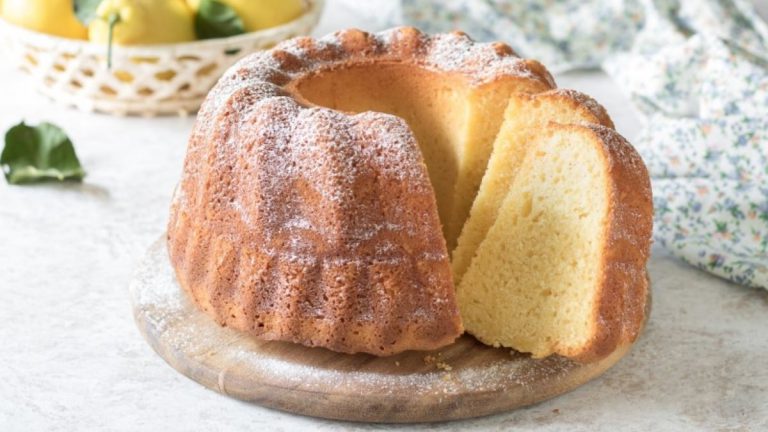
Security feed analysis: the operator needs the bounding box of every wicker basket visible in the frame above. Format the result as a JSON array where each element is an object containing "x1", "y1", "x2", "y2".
[{"x1": 0, "y1": 0, "x2": 324, "y2": 116}]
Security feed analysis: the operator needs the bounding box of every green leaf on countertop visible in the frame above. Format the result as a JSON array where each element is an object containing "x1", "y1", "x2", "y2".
[
  {"x1": 1, "y1": 122, "x2": 86, "y2": 185},
  {"x1": 194, "y1": 0, "x2": 246, "y2": 40},
  {"x1": 74, "y1": 0, "x2": 104, "y2": 25}
]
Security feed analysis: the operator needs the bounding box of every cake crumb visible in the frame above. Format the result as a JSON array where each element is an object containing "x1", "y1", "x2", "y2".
[
  {"x1": 424, "y1": 353, "x2": 451, "y2": 371},
  {"x1": 394, "y1": 361, "x2": 400, "y2": 366}
]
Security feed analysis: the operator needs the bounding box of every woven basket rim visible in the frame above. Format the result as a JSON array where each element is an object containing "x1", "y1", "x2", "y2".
[{"x1": 0, "y1": 0, "x2": 324, "y2": 54}]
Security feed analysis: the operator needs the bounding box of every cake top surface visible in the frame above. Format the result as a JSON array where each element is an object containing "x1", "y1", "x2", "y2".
[
  {"x1": 182, "y1": 28, "x2": 560, "y2": 264},
  {"x1": 267, "y1": 27, "x2": 554, "y2": 83},
  {"x1": 181, "y1": 27, "x2": 563, "y2": 264},
  {"x1": 197, "y1": 27, "x2": 555, "y2": 123}
]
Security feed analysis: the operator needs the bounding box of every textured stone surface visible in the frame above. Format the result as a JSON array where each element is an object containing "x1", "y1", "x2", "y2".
[{"x1": 1, "y1": 2, "x2": 767, "y2": 430}]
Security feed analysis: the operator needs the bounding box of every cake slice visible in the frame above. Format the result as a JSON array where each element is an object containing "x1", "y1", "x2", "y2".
[
  {"x1": 452, "y1": 90, "x2": 615, "y2": 283},
  {"x1": 457, "y1": 123, "x2": 653, "y2": 362}
]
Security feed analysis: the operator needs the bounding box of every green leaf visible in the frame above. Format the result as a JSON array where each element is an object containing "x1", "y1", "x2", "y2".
[
  {"x1": 194, "y1": 0, "x2": 246, "y2": 40},
  {"x1": 73, "y1": 0, "x2": 104, "y2": 25},
  {"x1": 1, "y1": 122, "x2": 86, "y2": 185}
]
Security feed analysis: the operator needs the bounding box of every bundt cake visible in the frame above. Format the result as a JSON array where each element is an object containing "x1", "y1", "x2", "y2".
[{"x1": 168, "y1": 27, "x2": 653, "y2": 360}]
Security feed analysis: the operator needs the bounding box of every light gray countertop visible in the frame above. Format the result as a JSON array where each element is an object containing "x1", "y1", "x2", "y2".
[{"x1": 1, "y1": 2, "x2": 767, "y2": 430}]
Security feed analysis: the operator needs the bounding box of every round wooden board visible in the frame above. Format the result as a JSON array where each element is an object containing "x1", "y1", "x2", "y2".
[{"x1": 130, "y1": 238, "x2": 636, "y2": 423}]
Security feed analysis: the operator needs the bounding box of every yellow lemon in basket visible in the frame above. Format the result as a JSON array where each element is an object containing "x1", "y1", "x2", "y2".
[
  {"x1": 1, "y1": 0, "x2": 88, "y2": 40},
  {"x1": 187, "y1": 0, "x2": 305, "y2": 32},
  {"x1": 89, "y1": 0, "x2": 196, "y2": 45}
]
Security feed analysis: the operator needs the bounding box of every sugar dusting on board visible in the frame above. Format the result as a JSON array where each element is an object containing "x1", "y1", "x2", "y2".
[{"x1": 131, "y1": 239, "x2": 600, "y2": 408}]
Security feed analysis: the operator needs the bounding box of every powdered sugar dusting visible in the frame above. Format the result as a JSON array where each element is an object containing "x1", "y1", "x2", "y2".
[
  {"x1": 166, "y1": 29, "x2": 479, "y2": 356},
  {"x1": 426, "y1": 33, "x2": 524, "y2": 83},
  {"x1": 179, "y1": 26, "x2": 554, "y2": 240},
  {"x1": 553, "y1": 88, "x2": 615, "y2": 127}
]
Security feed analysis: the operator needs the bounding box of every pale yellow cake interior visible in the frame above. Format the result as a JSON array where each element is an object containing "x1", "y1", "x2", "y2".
[
  {"x1": 457, "y1": 127, "x2": 608, "y2": 358},
  {"x1": 452, "y1": 93, "x2": 609, "y2": 285},
  {"x1": 293, "y1": 63, "x2": 536, "y2": 251}
]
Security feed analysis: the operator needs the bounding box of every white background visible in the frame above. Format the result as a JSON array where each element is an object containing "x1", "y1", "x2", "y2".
[{"x1": 1, "y1": 1, "x2": 767, "y2": 430}]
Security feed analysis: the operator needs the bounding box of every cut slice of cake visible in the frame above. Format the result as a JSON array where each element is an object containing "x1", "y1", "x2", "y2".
[
  {"x1": 457, "y1": 123, "x2": 653, "y2": 362},
  {"x1": 452, "y1": 90, "x2": 615, "y2": 284}
]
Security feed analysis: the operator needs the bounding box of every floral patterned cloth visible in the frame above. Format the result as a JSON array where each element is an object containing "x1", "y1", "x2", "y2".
[{"x1": 392, "y1": 0, "x2": 768, "y2": 289}]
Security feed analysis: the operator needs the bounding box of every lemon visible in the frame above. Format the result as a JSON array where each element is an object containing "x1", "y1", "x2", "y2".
[
  {"x1": 187, "y1": 0, "x2": 305, "y2": 32},
  {"x1": 89, "y1": 0, "x2": 196, "y2": 45},
  {"x1": 1, "y1": 0, "x2": 88, "y2": 40}
]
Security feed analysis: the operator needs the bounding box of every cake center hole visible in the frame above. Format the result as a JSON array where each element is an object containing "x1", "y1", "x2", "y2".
[{"x1": 290, "y1": 62, "x2": 471, "y2": 247}]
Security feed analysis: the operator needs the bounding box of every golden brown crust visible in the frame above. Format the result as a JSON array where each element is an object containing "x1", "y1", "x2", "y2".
[
  {"x1": 277, "y1": 27, "x2": 555, "y2": 88},
  {"x1": 169, "y1": 96, "x2": 463, "y2": 356},
  {"x1": 170, "y1": 27, "x2": 650, "y2": 360},
  {"x1": 568, "y1": 124, "x2": 653, "y2": 362},
  {"x1": 510, "y1": 89, "x2": 615, "y2": 129},
  {"x1": 168, "y1": 27, "x2": 556, "y2": 356},
  {"x1": 547, "y1": 89, "x2": 615, "y2": 129}
]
